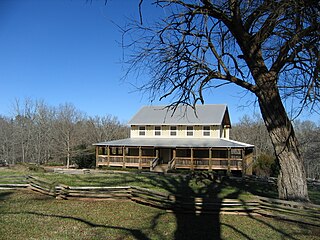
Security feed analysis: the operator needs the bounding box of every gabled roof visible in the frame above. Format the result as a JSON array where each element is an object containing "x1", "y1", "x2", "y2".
[
  {"x1": 128, "y1": 104, "x2": 231, "y2": 126},
  {"x1": 93, "y1": 138, "x2": 253, "y2": 148}
]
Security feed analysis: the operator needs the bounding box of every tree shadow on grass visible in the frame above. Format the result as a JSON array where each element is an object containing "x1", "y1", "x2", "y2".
[
  {"x1": 0, "y1": 191, "x2": 13, "y2": 200},
  {"x1": 127, "y1": 172, "x2": 246, "y2": 240},
  {"x1": 228, "y1": 177, "x2": 278, "y2": 198},
  {"x1": 127, "y1": 172, "x2": 314, "y2": 240},
  {"x1": 4, "y1": 211, "x2": 150, "y2": 240},
  {"x1": 7, "y1": 173, "x2": 318, "y2": 239}
]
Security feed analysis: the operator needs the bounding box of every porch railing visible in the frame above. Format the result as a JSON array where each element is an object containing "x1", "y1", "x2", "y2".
[
  {"x1": 97, "y1": 155, "x2": 154, "y2": 168},
  {"x1": 98, "y1": 155, "x2": 242, "y2": 171},
  {"x1": 175, "y1": 157, "x2": 242, "y2": 170},
  {"x1": 168, "y1": 158, "x2": 176, "y2": 170},
  {"x1": 151, "y1": 158, "x2": 160, "y2": 170}
]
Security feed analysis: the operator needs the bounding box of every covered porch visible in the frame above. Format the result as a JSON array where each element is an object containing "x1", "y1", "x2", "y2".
[{"x1": 94, "y1": 138, "x2": 254, "y2": 175}]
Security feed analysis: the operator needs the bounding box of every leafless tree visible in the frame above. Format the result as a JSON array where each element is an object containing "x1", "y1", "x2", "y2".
[
  {"x1": 11, "y1": 98, "x2": 37, "y2": 164},
  {"x1": 0, "y1": 116, "x2": 15, "y2": 164},
  {"x1": 0, "y1": 98, "x2": 129, "y2": 167},
  {"x1": 295, "y1": 120, "x2": 320, "y2": 179},
  {"x1": 31, "y1": 101, "x2": 56, "y2": 164},
  {"x1": 53, "y1": 103, "x2": 85, "y2": 168},
  {"x1": 85, "y1": 115, "x2": 130, "y2": 143},
  {"x1": 231, "y1": 114, "x2": 273, "y2": 156},
  {"x1": 124, "y1": 0, "x2": 319, "y2": 201}
]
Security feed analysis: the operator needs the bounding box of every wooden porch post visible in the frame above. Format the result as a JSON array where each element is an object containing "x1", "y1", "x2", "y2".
[
  {"x1": 241, "y1": 148, "x2": 245, "y2": 177},
  {"x1": 244, "y1": 148, "x2": 254, "y2": 176},
  {"x1": 139, "y1": 146, "x2": 142, "y2": 169},
  {"x1": 227, "y1": 148, "x2": 231, "y2": 176},
  {"x1": 172, "y1": 148, "x2": 176, "y2": 170},
  {"x1": 107, "y1": 146, "x2": 110, "y2": 167},
  {"x1": 95, "y1": 146, "x2": 99, "y2": 168},
  {"x1": 191, "y1": 148, "x2": 194, "y2": 170},
  {"x1": 209, "y1": 148, "x2": 212, "y2": 171},
  {"x1": 156, "y1": 149, "x2": 159, "y2": 158},
  {"x1": 122, "y1": 147, "x2": 126, "y2": 169}
]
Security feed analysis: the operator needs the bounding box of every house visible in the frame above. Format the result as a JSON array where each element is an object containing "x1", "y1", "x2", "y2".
[{"x1": 94, "y1": 104, "x2": 254, "y2": 175}]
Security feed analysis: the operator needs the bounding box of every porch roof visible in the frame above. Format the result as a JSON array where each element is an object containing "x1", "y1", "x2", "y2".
[{"x1": 93, "y1": 138, "x2": 254, "y2": 149}]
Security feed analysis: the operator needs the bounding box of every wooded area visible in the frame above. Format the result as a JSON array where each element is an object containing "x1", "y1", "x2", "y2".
[
  {"x1": 0, "y1": 99, "x2": 319, "y2": 179},
  {"x1": 231, "y1": 115, "x2": 320, "y2": 179},
  {"x1": 0, "y1": 99, "x2": 129, "y2": 167}
]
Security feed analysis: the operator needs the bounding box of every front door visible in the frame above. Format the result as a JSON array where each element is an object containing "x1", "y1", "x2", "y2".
[{"x1": 159, "y1": 148, "x2": 172, "y2": 164}]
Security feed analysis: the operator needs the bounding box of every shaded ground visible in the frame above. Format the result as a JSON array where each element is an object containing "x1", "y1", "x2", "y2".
[
  {"x1": 1, "y1": 166, "x2": 320, "y2": 239},
  {"x1": 1, "y1": 186, "x2": 320, "y2": 239}
]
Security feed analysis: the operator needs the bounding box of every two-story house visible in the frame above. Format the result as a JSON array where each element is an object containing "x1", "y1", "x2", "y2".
[{"x1": 94, "y1": 104, "x2": 254, "y2": 175}]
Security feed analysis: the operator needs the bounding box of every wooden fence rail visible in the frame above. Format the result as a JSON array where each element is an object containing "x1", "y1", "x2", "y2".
[
  {"x1": 27, "y1": 176, "x2": 57, "y2": 197},
  {"x1": 0, "y1": 175, "x2": 319, "y2": 226},
  {"x1": 58, "y1": 185, "x2": 132, "y2": 200},
  {"x1": 255, "y1": 196, "x2": 320, "y2": 227},
  {"x1": 0, "y1": 175, "x2": 29, "y2": 189}
]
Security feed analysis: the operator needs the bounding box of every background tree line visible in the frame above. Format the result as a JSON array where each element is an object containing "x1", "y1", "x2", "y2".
[
  {"x1": 231, "y1": 115, "x2": 320, "y2": 180},
  {"x1": 1, "y1": 98, "x2": 318, "y2": 178},
  {"x1": 0, "y1": 99, "x2": 129, "y2": 168}
]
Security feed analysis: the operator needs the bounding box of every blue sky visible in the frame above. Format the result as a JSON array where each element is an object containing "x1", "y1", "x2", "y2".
[{"x1": 0, "y1": 0, "x2": 318, "y2": 124}]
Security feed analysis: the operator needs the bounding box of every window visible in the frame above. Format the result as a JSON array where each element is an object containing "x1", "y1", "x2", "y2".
[
  {"x1": 170, "y1": 126, "x2": 177, "y2": 136},
  {"x1": 203, "y1": 126, "x2": 210, "y2": 136},
  {"x1": 186, "y1": 126, "x2": 193, "y2": 136},
  {"x1": 155, "y1": 126, "x2": 161, "y2": 136},
  {"x1": 139, "y1": 126, "x2": 146, "y2": 136}
]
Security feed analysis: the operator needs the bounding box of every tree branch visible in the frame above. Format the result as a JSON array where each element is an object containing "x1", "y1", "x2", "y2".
[{"x1": 271, "y1": 25, "x2": 319, "y2": 73}]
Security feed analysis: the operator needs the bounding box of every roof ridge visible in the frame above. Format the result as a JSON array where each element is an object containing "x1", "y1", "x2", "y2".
[{"x1": 128, "y1": 104, "x2": 229, "y2": 125}]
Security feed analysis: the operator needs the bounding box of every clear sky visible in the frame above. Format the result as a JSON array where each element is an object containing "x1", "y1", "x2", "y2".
[{"x1": 0, "y1": 0, "x2": 318, "y2": 124}]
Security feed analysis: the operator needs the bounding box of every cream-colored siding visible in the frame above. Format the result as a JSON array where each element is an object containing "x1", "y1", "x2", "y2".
[
  {"x1": 130, "y1": 125, "x2": 139, "y2": 138},
  {"x1": 145, "y1": 126, "x2": 153, "y2": 137},
  {"x1": 211, "y1": 126, "x2": 220, "y2": 138},
  {"x1": 226, "y1": 128, "x2": 230, "y2": 139},
  {"x1": 161, "y1": 126, "x2": 170, "y2": 137},
  {"x1": 131, "y1": 124, "x2": 225, "y2": 138},
  {"x1": 193, "y1": 126, "x2": 202, "y2": 137},
  {"x1": 177, "y1": 126, "x2": 184, "y2": 137},
  {"x1": 221, "y1": 127, "x2": 230, "y2": 139}
]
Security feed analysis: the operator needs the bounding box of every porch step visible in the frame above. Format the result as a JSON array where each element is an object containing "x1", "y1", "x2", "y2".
[{"x1": 152, "y1": 164, "x2": 168, "y2": 173}]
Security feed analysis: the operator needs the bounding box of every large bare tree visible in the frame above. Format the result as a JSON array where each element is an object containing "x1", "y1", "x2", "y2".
[{"x1": 124, "y1": 0, "x2": 319, "y2": 201}]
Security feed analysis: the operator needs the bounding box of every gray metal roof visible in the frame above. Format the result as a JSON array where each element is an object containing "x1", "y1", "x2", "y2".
[
  {"x1": 128, "y1": 104, "x2": 230, "y2": 126},
  {"x1": 93, "y1": 138, "x2": 254, "y2": 148}
]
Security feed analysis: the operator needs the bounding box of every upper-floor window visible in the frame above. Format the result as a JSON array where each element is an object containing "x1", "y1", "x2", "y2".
[
  {"x1": 186, "y1": 126, "x2": 193, "y2": 136},
  {"x1": 154, "y1": 126, "x2": 161, "y2": 136},
  {"x1": 170, "y1": 126, "x2": 177, "y2": 136},
  {"x1": 139, "y1": 126, "x2": 146, "y2": 136},
  {"x1": 203, "y1": 126, "x2": 210, "y2": 136}
]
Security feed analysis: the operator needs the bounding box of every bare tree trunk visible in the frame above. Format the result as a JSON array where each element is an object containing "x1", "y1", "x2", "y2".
[
  {"x1": 22, "y1": 143, "x2": 25, "y2": 163},
  {"x1": 257, "y1": 83, "x2": 309, "y2": 201},
  {"x1": 66, "y1": 135, "x2": 70, "y2": 169}
]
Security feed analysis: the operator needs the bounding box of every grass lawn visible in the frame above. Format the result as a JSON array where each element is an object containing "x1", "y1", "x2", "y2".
[
  {"x1": 1, "y1": 165, "x2": 319, "y2": 204},
  {"x1": 1, "y1": 166, "x2": 263, "y2": 201},
  {"x1": 0, "y1": 189, "x2": 319, "y2": 240}
]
